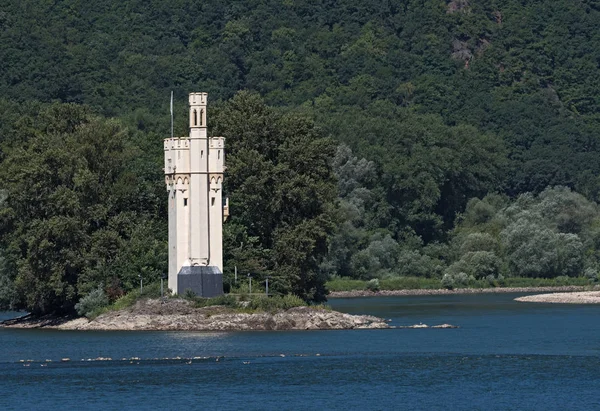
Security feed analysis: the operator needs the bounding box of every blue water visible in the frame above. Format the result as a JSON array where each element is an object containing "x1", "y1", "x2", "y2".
[{"x1": 1, "y1": 293, "x2": 600, "y2": 410}]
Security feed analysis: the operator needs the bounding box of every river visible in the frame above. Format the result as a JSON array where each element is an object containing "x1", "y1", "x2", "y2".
[{"x1": 1, "y1": 293, "x2": 599, "y2": 410}]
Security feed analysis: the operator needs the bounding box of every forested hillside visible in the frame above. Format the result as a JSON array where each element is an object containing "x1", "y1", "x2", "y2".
[{"x1": 2, "y1": 0, "x2": 600, "y2": 313}]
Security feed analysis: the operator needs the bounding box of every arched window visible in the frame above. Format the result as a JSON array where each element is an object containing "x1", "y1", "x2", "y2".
[
  {"x1": 192, "y1": 109, "x2": 198, "y2": 126},
  {"x1": 200, "y1": 109, "x2": 204, "y2": 126}
]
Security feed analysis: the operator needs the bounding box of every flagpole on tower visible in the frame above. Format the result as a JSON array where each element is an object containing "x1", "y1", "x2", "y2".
[{"x1": 170, "y1": 90, "x2": 174, "y2": 138}]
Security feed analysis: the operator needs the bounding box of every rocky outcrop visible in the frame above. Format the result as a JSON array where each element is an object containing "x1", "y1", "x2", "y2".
[
  {"x1": 0, "y1": 299, "x2": 391, "y2": 331},
  {"x1": 398, "y1": 323, "x2": 459, "y2": 329}
]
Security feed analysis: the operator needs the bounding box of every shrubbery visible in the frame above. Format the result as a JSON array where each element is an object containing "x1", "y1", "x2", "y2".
[
  {"x1": 75, "y1": 287, "x2": 109, "y2": 318},
  {"x1": 366, "y1": 278, "x2": 380, "y2": 292},
  {"x1": 247, "y1": 294, "x2": 306, "y2": 312},
  {"x1": 193, "y1": 294, "x2": 238, "y2": 308}
]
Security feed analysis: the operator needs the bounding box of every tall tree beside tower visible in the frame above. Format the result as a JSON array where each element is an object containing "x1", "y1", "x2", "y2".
[{"x1": 212, "y1": 92, "x2": 338, "y2": 302}]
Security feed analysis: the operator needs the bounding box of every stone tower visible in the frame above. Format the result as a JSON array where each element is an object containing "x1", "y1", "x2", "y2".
[{"x1": 164, "y1": 92, "x2": 228, "y2": 296}]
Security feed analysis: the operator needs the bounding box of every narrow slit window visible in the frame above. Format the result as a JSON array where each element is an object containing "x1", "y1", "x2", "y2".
[
  {"x1": 200, "y1": 109, "x2": 204, "y2": 126},
  {"x1": 193, "y1": 109, "x2": 197, "y2": 126},
  {"x1": 201, "y1": 150, "x2": 204, "y2": 158},
  {"x1": 211, "y1": 197, "x2": 215, "y2": 206},
  {"x1": 218, "y1": 150, "x2": 221, "y2": 159},
  {"x1": 184, "y1": 198, "x2": 188, "y2": 206}
]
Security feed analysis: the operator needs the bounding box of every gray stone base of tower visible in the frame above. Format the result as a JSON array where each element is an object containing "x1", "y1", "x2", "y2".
[{"x1": 177, "y1": 266, "x2": 223, "y2": 297}]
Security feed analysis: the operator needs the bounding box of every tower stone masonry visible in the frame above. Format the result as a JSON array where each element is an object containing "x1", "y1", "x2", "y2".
[{"x1": 164, "y1": 92, "x2": 228, "y2": 296}]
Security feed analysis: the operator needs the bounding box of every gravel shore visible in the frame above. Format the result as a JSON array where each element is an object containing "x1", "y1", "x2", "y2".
[
  {"x1": 328, "y1": 286, "x2": 590, "y2": 298},
  {"x1": 515, "y1": 291, "x2": 600, "y2": 304}
]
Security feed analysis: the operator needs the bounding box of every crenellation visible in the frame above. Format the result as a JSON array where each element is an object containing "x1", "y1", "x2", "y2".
[
  {"x1": 163, "y1": 137, "x2": 190, "y2": 151},
  {"x1": 209, "y1": 137, "x2": 225, "y2": 148}
]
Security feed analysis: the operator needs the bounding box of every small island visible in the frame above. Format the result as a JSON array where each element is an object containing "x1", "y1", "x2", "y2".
[
  {"x1": 0, "y1": 298, "x2": 391, "y2": 331},
  {"x1": 515, "y1": 291, "x2": 600, "y2": 304}
]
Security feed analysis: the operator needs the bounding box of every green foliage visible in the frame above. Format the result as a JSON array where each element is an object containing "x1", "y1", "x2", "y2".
[
  {"x1": 213, "y1": 92, "x2": 337, "y2": 302},
  {"x1": 0, "y1": 249, "x2": 17, "y2": 310},
  {"x1": 326, "y1": 276, "x2": 442, "y2": 291},
  {"x1": 247, "y1": 294, "x2": 306, "y2": 313},
  {"x1": 379, "y1": 277, "x2": 442, "y2": 290},
  {"x1": 193, "y1": 294, "x2": 239, "y2": 308},
  {"x1": 183, "y1": 289, "x2": 197, "y2": 301},
  {"x1": 102, "y1": 281, "x2": 168, "y2": 313},
  {"x1": 446, "y1": 251, "x2": 502, "y2": 280},
  {"x1": 326, "y1": 278, "x2": 368, "y2": 292},
  {"x1": 188, "y1": 293, "x2": 305, "y2": 312},
  {"x1": 74, "y1": 287, "x2": 109, "y2": 318},
  {"x1": 584, "y1": 267, "x2": 599, "y2": 284},
  {"x1": 0, "y1": 103, "x2": 166, "y2": 315},
  {"x1": 451, "y1": 187, "x2": 598, "y2": 280},
  {"x1": 501, "y1": 277, "x2": 589, "y2": 288},
  {"x1": 3, "y1": 0, "x2": 600, "y2": 299},
  {"x1": 441, "y1": 273, "x2": 456, "y2": 290},
  {"x1": 366, "y1": 278, "x2": 380, "y2": 292}
]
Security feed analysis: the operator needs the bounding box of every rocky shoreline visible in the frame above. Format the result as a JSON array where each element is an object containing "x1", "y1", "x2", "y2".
[
  {"x1": 515, "y1": 291, "x2": 600, "y2": 304},
  {"x1": 328, "y1": 285, "x2": 590, "y2": 298},
  {"x1": 0, "y1": 299, "x2": 392, "y2": 331},
  {"x1": 0, "y1": 299, "x2": 462, "y2": 331}
]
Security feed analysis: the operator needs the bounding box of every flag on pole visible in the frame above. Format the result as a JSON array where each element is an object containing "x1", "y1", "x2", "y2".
[{"x1": 170, "y1": 91, "x2": 174, "y2": 138}]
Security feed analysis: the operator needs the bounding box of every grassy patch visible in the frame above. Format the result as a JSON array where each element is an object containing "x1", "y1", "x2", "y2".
[
  {"x1": 191, "y1": 294, "x2": 239, "y2": 308},
  {"x1": 85, "y1": 282, "x2": 168, "y2": 319},
  {"x1": 326, "y1": 276, "x2": 591, "y2": 292},
  {"x1": 189, "y1": 294, "x2": 308, "y2": 313},
  {"x1": 94, "y1": 286, "x2": 310, "y2": 317},
  {"x1": 326, "y1": 278, "x2": 368, "y2": 291},
  {"x1": 501, "y1": 276, "x2": 589, "y2": 287},
  {"x1": 380, "y1": 277, "x2": 442, "y2": 290},
  {"x1": 327, "y1": 277, "x2": 440, "y2": 291}
]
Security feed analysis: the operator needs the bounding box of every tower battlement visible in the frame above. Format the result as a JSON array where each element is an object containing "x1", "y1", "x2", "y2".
[
  {"x1": 209, "y1": 137, "x2": 225, "y2": 148},
  {"x1": 164, "y1": 137, "x2": 190, "y2": 150},
  {"x1": 189, "y1": 92, "x2": 208, "y2": 105}
]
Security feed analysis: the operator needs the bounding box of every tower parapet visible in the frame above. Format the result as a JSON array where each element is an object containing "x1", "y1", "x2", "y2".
[{"x1": 164, "y1": 92, "x2": 226, "y2": 297}]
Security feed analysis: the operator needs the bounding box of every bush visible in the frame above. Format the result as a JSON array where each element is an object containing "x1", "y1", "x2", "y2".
[
  {"x1": 441, "y1": 274, "x2": 454, "y2": 289},
  {"x1": 446, "y1": 251, "x2": 502, "y2": 280},
  {"x1": 0, "y1": 263, "x2": 17, "y2": 310},
  {"x1": 194, "y1": 294, "x2": 238, "y2": 308},
  {"x1": 395, "y1": 249, "x2": 445, "y2": 278},
  {"x1": 183, "y1": 289, "x2": 197, "y2": 300},
  {"x1": 247, "y1": 294, "x2": 306, "y2": 312},
  {"x1": 459, "y1": 232, "x2": 499, "y2": 254},
  {"x1": 75, "y1": 287, "x2": 109, "y2": 318},
  {"x1": 584, "y1": 267, "x2": 599, "y2": 283},
  {"x1": 366, "y1": 278, "x2": 380, "y2": 292}
]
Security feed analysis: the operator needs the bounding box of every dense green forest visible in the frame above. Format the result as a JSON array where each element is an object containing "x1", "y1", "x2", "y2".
[{"x1": 2, "y1": 0, "x2": 600, "y2": 314}]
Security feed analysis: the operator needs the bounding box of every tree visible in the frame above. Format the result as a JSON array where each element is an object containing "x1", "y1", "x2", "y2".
[
  {"x1": 0, "y1": 103, "x2": 166, "y2": 314},
  {"x1": 212, "y1": 92, "x2": 337, "y2": 301}
]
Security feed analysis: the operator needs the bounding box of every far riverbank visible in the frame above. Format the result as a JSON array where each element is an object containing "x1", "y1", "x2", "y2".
[{"x1": 328, "y1": 285, "x2": 593, "y2": 298}]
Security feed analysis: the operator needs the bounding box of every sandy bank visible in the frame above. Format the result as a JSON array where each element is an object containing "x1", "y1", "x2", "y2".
[
  {"x1": 328, "y1": 286, "x2": 589, "y2": 298},
  {"x1": 515, "y1": 291, "x2": 600, "y2": 304},
  {"x1": 0, "y1": 299, "x2": 391, "y2": 331}
]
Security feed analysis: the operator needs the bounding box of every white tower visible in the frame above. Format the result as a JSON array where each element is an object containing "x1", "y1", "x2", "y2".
[{"x1": 164, "y1": 92, "x2": 227, "y2": 296}]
